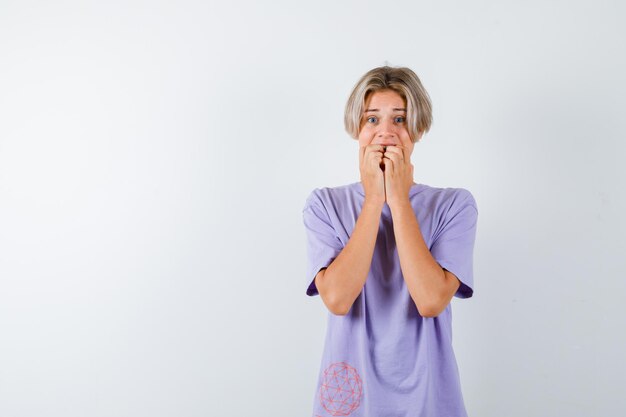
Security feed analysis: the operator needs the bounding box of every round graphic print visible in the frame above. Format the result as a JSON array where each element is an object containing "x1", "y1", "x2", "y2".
[{"x1": 319, "y1": 362, "x2": 363, "y2": 416}]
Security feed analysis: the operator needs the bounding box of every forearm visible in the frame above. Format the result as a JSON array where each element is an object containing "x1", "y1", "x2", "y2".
[
  {"x1": 318, "y1": 199, "x2": 383, "y2": 315},
  {"x1": 389, "y1": 200, "x2": 447, "y2": 316}
]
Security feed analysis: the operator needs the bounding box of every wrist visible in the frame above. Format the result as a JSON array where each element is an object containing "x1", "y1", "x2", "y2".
[
  {"x1": 363, "y1": 197, "x2": 385, "y2": 210},
  {"x1": 388, "y1": 198, "x2": 412, "y2": 212}
]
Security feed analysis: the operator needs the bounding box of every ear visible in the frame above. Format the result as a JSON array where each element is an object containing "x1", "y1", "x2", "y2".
[{"x1": 415, "y1": 130, "x2": 424, "y2": 142}]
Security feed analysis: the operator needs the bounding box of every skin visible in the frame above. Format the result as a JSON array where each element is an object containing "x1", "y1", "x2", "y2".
[{"x1": 315, "y1": 89, "x2": 461, "y2": 317}]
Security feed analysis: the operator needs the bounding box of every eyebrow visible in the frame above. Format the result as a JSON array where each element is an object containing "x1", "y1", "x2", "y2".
[{"x1": 364, "y1": 108, "x2": 406, "y2": 112}]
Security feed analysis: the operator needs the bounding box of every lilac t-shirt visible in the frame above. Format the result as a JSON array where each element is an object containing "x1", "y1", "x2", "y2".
[{"x1": 302, "y1": 181, "x2": 478, "y2": 417}]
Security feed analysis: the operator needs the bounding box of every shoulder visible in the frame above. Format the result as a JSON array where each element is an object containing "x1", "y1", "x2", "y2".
[
  {"x1": 417, "y1": 184, "x2": 478, "y2": 215},
  {"x1": 303, "y1": 182, "x2": 359, "y2": 212}
]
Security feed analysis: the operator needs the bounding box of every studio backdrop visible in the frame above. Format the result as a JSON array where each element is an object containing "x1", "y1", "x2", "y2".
[{"x1": 1, "y1": 1, "x2": 625, "y2": 416}]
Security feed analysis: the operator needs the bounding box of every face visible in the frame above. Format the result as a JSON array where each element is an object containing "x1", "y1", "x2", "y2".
[{"x1": 357, "y1": 89, "x2": 421, "y2": 157}]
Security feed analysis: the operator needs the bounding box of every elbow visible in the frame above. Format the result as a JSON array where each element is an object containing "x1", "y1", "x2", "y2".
[
  {"x1": 324, "y1": 293, "x2": 352, "y2": 316},
  {"x1": 330, "y1": 300, "x2": 351, "y2": 316},
  {"x1": 414, "y1": 286, "x2": 451, "y2": 318},
  {"x1": 416, "y1": 300, "x2": 445, "y2": 318},
  {"x1": 419, "y1": 307, "x2": 439, "y2": 318},
  {"x1": 322, "y1": 290, "x2": 353, "y2": 316},
  {"x1": 316, "y1": 268, "x2": 353, "y2": 316},
  {"x1": 319, "y1": 296, "x2": 350, "y2": 316}
]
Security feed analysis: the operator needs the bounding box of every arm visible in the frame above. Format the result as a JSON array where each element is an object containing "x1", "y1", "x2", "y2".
[
  {"x1": 315, "y1": 200, "x2": 383, "y2": 315},
  {"x1": 389, "y1": 201, "x2": 461, "y2": 317}
]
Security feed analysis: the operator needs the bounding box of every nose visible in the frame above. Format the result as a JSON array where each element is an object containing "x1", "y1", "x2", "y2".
[{"x1": 376, "y1": 119, "x2": 398, "y2": 145}]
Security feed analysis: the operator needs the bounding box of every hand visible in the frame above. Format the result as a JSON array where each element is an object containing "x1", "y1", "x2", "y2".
[
  {"x1": 382, "y1": 145, "x2": 414, "y2": 208},
  {"x1": 359, "y1": 144, "x2": 385, "y2": 206}
]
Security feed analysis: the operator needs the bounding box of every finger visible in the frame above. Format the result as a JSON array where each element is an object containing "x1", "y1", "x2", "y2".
[
  {"x1": 399, "y1": 145, "x2": 408, "y2": 162},
  {"x1": 398, "y1": 145, "x2": 406, "y2": 161},
  {"x1": 366, "y1": 153, "x2": 383, "y2": 174},
  {"x1": 366, "y1": 146, "x2": 384, "y2": 162},
  {"x1": 361, "y1": 145, "x2": 377, "y2": 166},
  {"x1": 366, "y1": 148, "x2": 383, "y2": 164},
  {"x1": 384, "y1": 145, "x2": 405, "y2": 162},
  {"x1": 383, "y1": 149, "x2": 403, "y2": 167},
  {"x1": 370, "y1": 145, "x2": 384, "y2": 160}
]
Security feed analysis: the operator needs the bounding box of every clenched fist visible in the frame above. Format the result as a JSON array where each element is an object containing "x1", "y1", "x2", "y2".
[
  {"x1": 359, "y1": 144, "x2": 385, "y2": 206},
  {"x1": 381, "y1": 144, "x2": 414, "y2": 208}
]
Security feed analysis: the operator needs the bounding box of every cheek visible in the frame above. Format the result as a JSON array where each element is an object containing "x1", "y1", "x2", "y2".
[
  {"x1": 358, "y1": 128, "x2": 373, "y2": 144},
  {"x1": 401, "y1": 134, "x2": 414, "y2": 152}
]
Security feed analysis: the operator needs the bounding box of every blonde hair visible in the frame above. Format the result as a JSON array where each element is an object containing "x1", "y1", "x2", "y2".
[{"x1": 344, "y1": 66, "x2": 433, "y2": 143}]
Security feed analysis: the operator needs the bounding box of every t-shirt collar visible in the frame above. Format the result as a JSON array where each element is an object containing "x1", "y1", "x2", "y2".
[{"x1": 353, "y1": 181, "x2": 424, "y2": 197}]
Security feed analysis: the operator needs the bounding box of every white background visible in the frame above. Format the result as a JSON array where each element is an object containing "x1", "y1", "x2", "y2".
[{"x1": 1, "y1": 1, "x2": 625, "y2": 416}]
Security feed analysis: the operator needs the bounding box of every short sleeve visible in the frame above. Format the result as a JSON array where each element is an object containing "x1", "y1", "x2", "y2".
[
  {"x1": 302, "y1": 192, "x2": 344, "y2": 297},
  {"x1": 430, "y1": 189, "x2": 478, "y2": 299}
]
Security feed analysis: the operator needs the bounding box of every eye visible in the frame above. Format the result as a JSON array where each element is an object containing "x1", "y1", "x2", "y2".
[
  {"x1": 366, "y1": 116, "x2": 377, "y2": 123},
  {"x1": 394, "y1": 116, "x2": 406, "y2": 123}
]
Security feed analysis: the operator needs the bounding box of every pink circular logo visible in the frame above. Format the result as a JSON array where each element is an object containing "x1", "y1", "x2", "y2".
[{"x1": 319, "y1": 362, "x2": 363, "y2": 416}]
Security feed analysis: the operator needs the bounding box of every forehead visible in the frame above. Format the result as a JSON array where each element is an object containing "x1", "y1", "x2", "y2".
[{"x1": 364, "y1": 89, "x2": 406, "y2": 109}]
